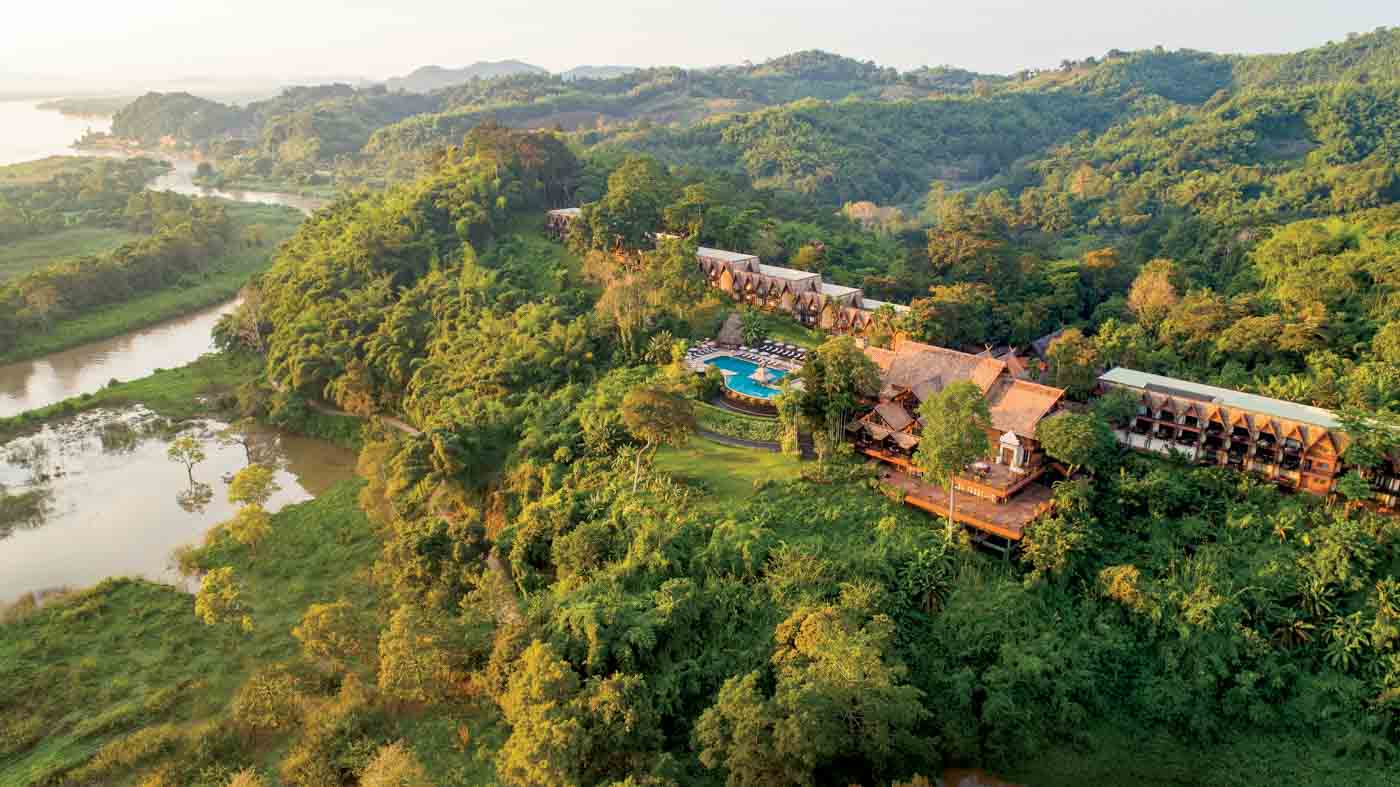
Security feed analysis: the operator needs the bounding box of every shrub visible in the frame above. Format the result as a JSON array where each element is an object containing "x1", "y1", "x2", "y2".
[{"x1": 694, "y1": 402, "x2": 781, "y2": 443}]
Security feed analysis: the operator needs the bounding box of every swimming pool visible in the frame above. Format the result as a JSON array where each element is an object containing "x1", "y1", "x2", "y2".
[{"x1": 705, "y1": 354, "x2": 789, "y2": 400}]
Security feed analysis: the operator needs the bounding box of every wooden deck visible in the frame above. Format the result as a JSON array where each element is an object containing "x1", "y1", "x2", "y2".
[
  {"x1": 878, "y1": 467, "x2": 1055, "y2": 542},
  {"x1": 859, "y1": 447, "x2": 1045, "y2": 502}
]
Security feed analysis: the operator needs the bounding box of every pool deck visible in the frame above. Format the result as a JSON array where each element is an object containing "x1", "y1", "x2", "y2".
[{"x1": 688, "y1": 349, "x2": 804, "y2": 374}]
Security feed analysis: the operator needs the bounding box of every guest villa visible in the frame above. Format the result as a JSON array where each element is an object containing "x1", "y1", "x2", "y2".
[{"x1": 853, "y1": 336, "x2": 1068, "y2": 555}]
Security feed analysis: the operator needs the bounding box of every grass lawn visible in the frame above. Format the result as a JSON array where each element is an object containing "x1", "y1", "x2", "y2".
[
  {"x1": 654, "y1": 436, "x2": 803, "y2": 502},
  {"x1": 0, "y1": 202, "x2": 303, "y2": 366},
  {"x1": 0, "y1": 481, "x2": 379, "y2": 785},
  {"x1": 0, "y1": 227, "x2": 143, "y2": 282}
]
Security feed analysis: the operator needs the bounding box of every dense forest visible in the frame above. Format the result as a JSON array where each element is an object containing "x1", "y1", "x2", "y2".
[{"x1": 8, "y1": 26, "x2": 1400, "y2": 787}]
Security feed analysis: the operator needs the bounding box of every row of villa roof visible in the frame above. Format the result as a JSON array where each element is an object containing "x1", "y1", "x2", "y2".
[
  {"x1": 695, "y1": 246, "x2": 909, "y2": 338},
  {"x1": 546, "y1": 208, "x2": 909, "y2": 338}
]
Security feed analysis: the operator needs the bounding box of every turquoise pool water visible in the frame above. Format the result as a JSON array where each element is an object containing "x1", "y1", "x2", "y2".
[{"x1": 706, "y1": 355, "x2": 789, "y2": 400}]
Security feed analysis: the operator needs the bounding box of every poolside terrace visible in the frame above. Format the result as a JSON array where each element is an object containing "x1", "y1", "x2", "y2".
[{"x1": 684, "y1": 338, "x2": 809, "y2": 374}]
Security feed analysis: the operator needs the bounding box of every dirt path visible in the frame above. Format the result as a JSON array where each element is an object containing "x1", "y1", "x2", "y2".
[{"x1": 306, "y1": 398, "x2": 421, "y2": 436}]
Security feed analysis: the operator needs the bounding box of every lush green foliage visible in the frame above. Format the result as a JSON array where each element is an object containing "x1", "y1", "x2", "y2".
[
  {"x1": 694, "y1": 402, "x2": 783, "y2": 443},
  {"x1": 0, "y1": 203, "x2": 301, "y2": 364}
]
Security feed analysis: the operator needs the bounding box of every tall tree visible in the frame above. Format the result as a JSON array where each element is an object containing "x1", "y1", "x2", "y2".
[
  {"x1": 913, "y1": 381, "x2": 990, "y2": 539},
  {"x1": 1046, "y1": 328, "x2": 1101, "y2": 399},
  {"x1": 1127, "y1": 258, "x2": 1181, "y2": 330},
  {"x1": 797, "y1": 336, "x2": 881, "y2": 452},
  {"x1": 1036, "y1": 411, "x2": 1115, "y2": 476},
  {"x1": 166, "y1": 435, "x2": 206, "y2": 484},
  {"x1": 620, "y1": 388, "x2": 696, "y2": 492}
]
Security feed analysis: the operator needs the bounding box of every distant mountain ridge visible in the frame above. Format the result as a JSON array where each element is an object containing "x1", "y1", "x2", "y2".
[{"x1": 385, "y1": 61, "x2": 548, "y2": 93}]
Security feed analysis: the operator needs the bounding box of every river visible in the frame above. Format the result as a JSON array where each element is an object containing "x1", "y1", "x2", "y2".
[
  {"x1": 0, "y1": 98, "x2": 111, "y2": 166},
  {"x1": 0, "y1": 99, "x2": 327, "y2": 416},
  {"x1": 0, "y1": 299, "x2": 236, "y2": 418}
]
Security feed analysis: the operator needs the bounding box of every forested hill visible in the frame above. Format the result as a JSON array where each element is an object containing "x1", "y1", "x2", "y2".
[{"x1": 99, "y1": 28, "x2": 1400, "y2": 205}]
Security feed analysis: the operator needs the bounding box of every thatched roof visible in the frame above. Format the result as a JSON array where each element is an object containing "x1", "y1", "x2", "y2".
[
  {"x1": 875, "y1": 402, "x2": 915, "y2": 432},
  {"x1": 718, "y1": 313, "x2": 744, "y2": 346},
  {"x1": 986, "y1": 379, "x2": 1065, "y2": 439}
]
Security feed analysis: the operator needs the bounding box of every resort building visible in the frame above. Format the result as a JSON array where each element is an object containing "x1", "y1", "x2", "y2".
[
  {"x1": 695, "y1": 244, "x2": 910, "y2": 339},
  {"x1": 1098, "y1": 368, "x2": 1349, "y2": 497},
  {"x1": 1366, "y1": 454, "x2": 1400, "y2": 511},
  {"x1": 852, "y1": 336, "x2": 1067, "y2": 552}
]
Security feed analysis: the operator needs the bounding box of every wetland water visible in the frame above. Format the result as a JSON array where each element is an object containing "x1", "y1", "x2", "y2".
[{"x1": 0, "y1": 407, "x2": 356, "y2": 604}]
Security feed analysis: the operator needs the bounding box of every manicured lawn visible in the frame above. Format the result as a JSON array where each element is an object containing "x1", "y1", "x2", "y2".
[
  {"x1": 0, "y1": 227, "x2": 143, "y2": 282},
  {"x1": 654, "y1": 436, "x2": 803, "y2": 502}
]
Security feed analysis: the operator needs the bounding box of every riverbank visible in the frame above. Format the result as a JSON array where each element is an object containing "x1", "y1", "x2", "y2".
[
  {"x1": 193, "y1": 170, "x2": 341, "y2": 200},
  {"x1": 0, "y1": 202, "x2": 301, "y2": 366},
  {"x1": 0, "y1": 353, "x2": 360, "y2": 446}
]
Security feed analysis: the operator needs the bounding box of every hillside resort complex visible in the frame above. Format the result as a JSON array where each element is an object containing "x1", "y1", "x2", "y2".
[{"x1": 546, "y1": 207, "x2": 1400, "y2": 552}]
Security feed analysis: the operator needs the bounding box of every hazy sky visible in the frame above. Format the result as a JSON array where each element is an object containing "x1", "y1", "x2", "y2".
[{"x1": 1, "y1": 0, "x2": 1395, "y2": 82}]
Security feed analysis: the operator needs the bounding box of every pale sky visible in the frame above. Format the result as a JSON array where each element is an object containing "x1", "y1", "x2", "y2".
[{"x1": 1, "y1": 0, "x2": 1394, "y2": 83}]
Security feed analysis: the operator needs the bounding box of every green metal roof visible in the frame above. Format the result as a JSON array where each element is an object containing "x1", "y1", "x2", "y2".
[{"x1": 1098, "y1": 367, "x2": 1340, "y2": 429}]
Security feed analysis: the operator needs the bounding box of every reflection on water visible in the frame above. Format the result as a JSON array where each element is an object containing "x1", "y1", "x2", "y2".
[
  {"x1": 0, "y1": 98, "x2": 111, "y2": 167},
  {"x1": 0, "y1": 407, "x2": 357, "y2": 603},
  {"x1": 0, "y1": 299, "x2": 238, "y2": 417}
]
